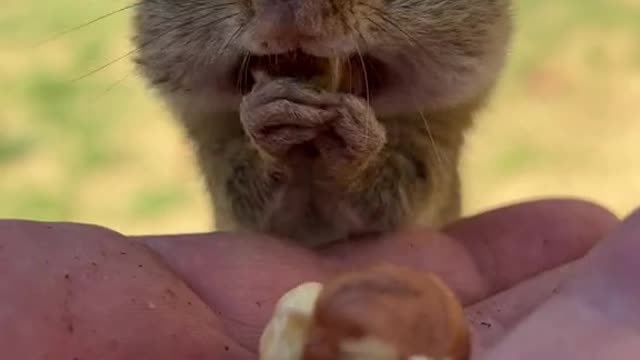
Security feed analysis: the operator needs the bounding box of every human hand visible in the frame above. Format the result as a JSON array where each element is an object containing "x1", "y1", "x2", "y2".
[
  {"x1": 476, "y1": 205, "x2": 640, "y2": 359},
  {"x1": 0, "y1": 199, "x2": 629, "y2": 359},
  {"x1": 138, "y1": 198, "x2": 619, "y2": 358}
]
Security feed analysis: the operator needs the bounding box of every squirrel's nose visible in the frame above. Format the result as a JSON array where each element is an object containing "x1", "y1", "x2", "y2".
[
  {"x1": 246, "y1": 1, "x2": 327, "y2": 54},
  {"x1": 255, "y1": 17, "x2": 302, "y2": 52}
]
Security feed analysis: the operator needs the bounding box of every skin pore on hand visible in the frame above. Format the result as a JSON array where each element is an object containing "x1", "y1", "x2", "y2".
[{"x1": 1, "y1": 198, "x2": 638, "y2": 359}]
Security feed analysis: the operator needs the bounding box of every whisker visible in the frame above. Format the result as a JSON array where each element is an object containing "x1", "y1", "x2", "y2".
[
  {"x1": 359, "y1": 3, "x2": 434, "y2": 59},
  {"x1": 349, "y1": 28, "x2": 370, "y2": 106},
  {"x1": 417, "y1": 108, "x2": 446, "y2": 171},
  {"x1": 72, "y1": 49, "x2": 138, "y2": 83},
  {"x1": 409, "y1": 88, "x2": 449, "y2": 174},
  {"x1": 361, "y1": 15, "x2": 386, "y2": 36},
  {"x1": 72, "y1": 11, "x2": 240, "y2": 82},
  {"x1": 35, "y1": 2, "x2": 140, "y2": 47},
  {"x1": 89, "y1": 72, "x2": 134, "y2": 103},
  {"x1": 243, "y1": 53, "x2": 252, "y2": 90},
  {"x1": 236, "y1": 52, "x2": 251, "y2": 91},
  {"x1": 359, "y1": 3, "x2": 448, "y2": 174},
  {"x1": 347, "y1": 56, "x2": 353, "y2": 94},
  {"x1": 217, "y1": 23, "x2": 246, "y2": 56},
  {"x1": 354, "y1": 43, "x2": 370, "y2": 106},
  {"x1": 344, "y1": 21, "x2": 375, "y2": 151}
]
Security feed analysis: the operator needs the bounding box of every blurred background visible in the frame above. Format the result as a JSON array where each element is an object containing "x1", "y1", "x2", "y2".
[{"x1": 1, "y1": 0, "x2": 638, "y2": 235}]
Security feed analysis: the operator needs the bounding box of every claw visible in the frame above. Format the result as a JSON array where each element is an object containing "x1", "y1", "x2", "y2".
[{"x1": 251, "y1": 69, "x2": 272, "y2": 89}]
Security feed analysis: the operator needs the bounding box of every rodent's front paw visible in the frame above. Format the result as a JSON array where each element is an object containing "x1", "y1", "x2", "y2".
[
  {"x1": 240, "y1": 75, "x2": 386, "y2": 183},
  {"x1": 314, "y1": 94, "x2": 386, "y2": 183},
  {"x1": 239, "y1": 76, "x2": 336, "y2": 160}
]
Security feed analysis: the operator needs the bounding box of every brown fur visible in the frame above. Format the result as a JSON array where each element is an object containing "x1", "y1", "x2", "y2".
[{"x1": 132, "y1": 0, "x2": 512, "y2": 246}]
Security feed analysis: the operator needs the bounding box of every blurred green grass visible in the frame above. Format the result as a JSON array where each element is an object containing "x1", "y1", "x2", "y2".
[{"x1": 1, "y1": 0, "x2": 639, "y2": 235}]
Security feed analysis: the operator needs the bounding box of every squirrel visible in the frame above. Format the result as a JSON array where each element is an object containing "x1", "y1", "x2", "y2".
[{"x1": 132, "y1": 0, "x2": 512, "y2": 247}]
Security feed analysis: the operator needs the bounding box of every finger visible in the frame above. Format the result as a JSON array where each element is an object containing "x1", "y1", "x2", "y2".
[
  {"x1": 482, "y1": 208, "x2": 640, "y2": 359},
  {"x1": 243, "y1": 77, "x2": 338, "y2": 108},
  {"x1": 141, "y1": 231, "x2": 471, "y2": 352},
  {"x1": 445, "y1": 198, "x2": 618, "y2": 300},
  {"x1": 482, "y1": 294, "x2": 640, "y2": 359},
  {"x1": 139, "y1": 232, "x2": 330, "y2": 350},
  {"x1": 567, "y1": 208, "x2": 640, "y2": 300},
  {"x1": 241, "y1": 100, "x2": 334, "y2": 130},
  {"x1": 0, "y1": 220, "x2": 254, "y2": 360},
  {"x1": 563, "y1": 206, "x2": 640, "y2": 324},
  {"x1": 322, "y1": 199, "x2": 618, "y2": 304},
  {"x1": 465, "y1": 262, "x2": 576, "y2": 357},
  {"x1": 320, "y1": 229, "x2": 488, "y2": 304},
  {"x1": 137, "y1": 199, "x2": 617, "y2": 349}
]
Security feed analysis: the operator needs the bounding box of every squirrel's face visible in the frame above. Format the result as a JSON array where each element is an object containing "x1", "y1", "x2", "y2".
[{"x1": 133, "y1": 0, "x2": 511, "y2": 115}]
